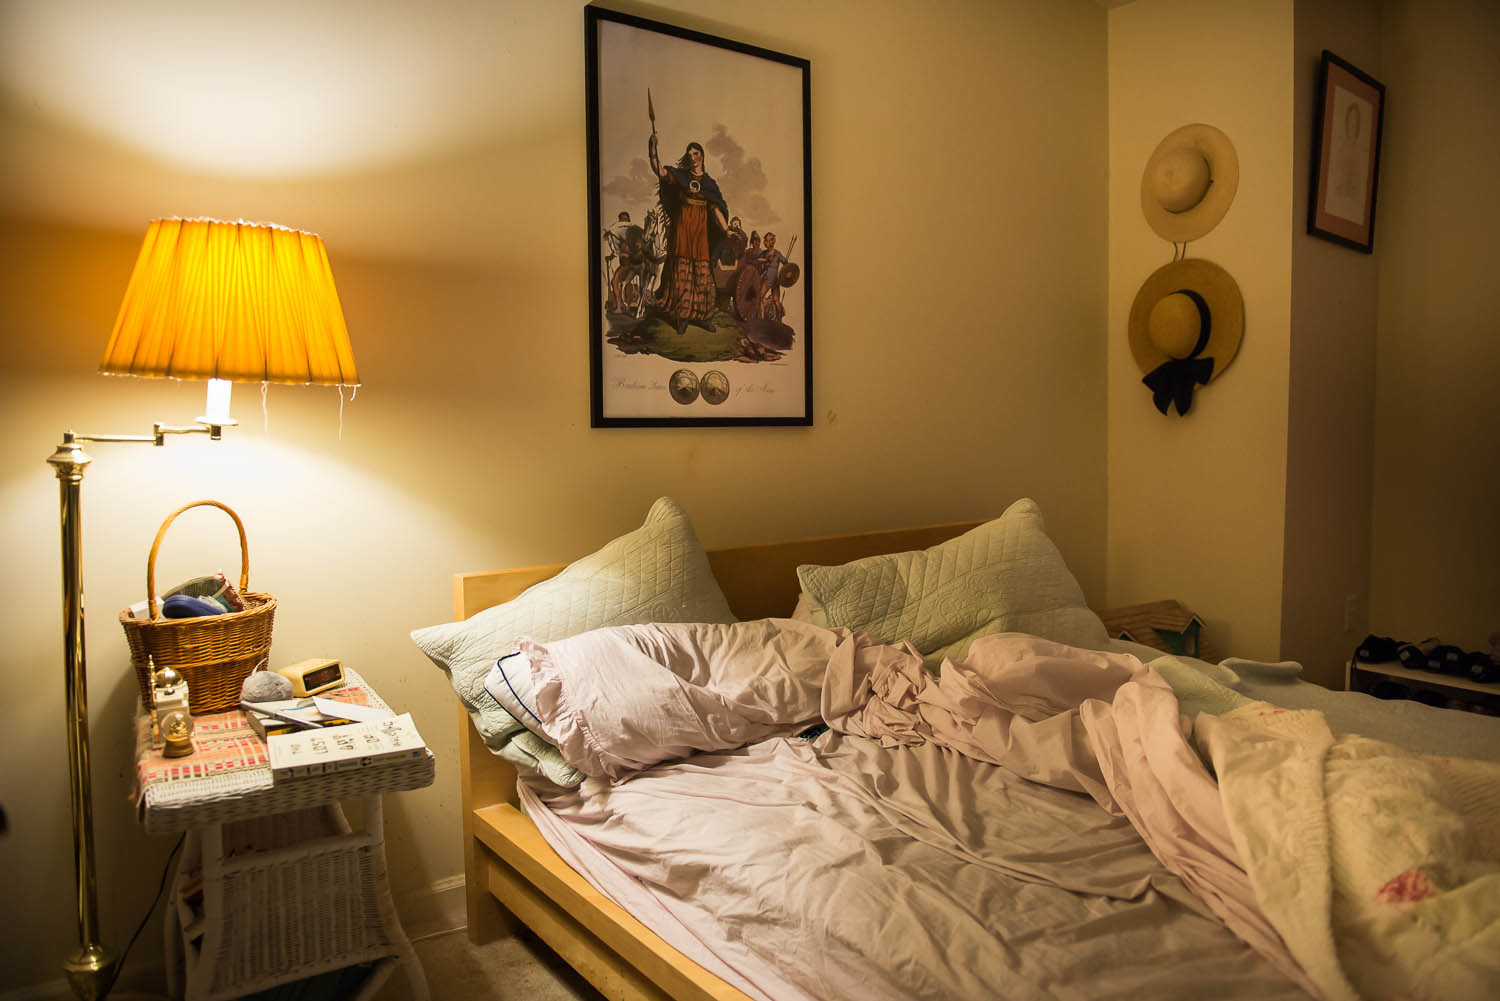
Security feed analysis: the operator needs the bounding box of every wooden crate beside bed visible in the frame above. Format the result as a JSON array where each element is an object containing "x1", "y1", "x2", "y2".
[{"x1": 453, "y1": 522, "x2": 978, "y2": 1001}]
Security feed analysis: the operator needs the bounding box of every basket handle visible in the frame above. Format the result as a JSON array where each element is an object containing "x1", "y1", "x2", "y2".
[{"x1": 147, "y1": 500, "x2": 251, "y2": 620}]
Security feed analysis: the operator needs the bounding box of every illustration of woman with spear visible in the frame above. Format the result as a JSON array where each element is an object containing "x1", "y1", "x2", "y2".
[{"x1": 647, "y1": 89, "x2": 730, "y2": 336}]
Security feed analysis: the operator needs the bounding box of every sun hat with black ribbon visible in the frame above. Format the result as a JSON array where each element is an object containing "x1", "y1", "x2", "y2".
[
  {"x1": 1141, "y1": 123, "x2": 1239, "y2": 243},
  {"x1": 1128, "y1": 258, "x2": 1243, "y2": 416}
]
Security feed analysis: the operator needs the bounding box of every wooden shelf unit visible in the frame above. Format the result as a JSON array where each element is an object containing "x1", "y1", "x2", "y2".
[{"x1": 1347, "y1": 659, "x2": 1500, "y2": 716}]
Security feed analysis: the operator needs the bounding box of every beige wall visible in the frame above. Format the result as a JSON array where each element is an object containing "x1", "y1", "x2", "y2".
[
  {"x1": 1106, "y1": 0, "x2": 1296, "y2": 661},
  {"x1": 1110, "y1": 0, "x2": 1497, "y2": 682},
  {"x1": 1106, "y1": 0, "x2": 1499, "y2": 678},
  {"x1": 0, "y1": 0, "x2": 1109, "y2": 992},
  {"x1": 1282, "y1": 0, "x2": 1381, "y2": 687},
  {"x1": 1369, "y1": 0, "x2": 1500, "y2": 652}
]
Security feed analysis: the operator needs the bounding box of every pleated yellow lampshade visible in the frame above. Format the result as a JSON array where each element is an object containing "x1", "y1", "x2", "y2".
[{"x1": 100, "y1": 218, "x2": 358, "y2": 387}]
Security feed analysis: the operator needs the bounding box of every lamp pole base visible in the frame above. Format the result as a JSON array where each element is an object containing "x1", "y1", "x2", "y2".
[{"x1": 63, "y1": 942, "x2": 118, "y2": 1000}]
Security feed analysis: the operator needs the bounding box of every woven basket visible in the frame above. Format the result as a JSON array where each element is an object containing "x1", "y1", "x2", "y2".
[{"x1": 120, "y1": 500, "x2": 277, "y2": 715}]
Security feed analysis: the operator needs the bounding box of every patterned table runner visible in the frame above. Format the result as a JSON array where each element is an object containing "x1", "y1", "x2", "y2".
[{"x1": 134, "y1": 681, "x2": 378, "y2": 808}]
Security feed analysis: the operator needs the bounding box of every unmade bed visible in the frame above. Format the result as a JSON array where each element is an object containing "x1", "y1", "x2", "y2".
[{"x1": 415, "y1": 498, "x2": 1500, "y2": 1001}]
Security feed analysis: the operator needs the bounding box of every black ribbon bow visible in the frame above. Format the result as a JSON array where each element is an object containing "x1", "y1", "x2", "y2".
[{"x1": 1141, "y1": 288, "x2": 1215, "y2": 416}]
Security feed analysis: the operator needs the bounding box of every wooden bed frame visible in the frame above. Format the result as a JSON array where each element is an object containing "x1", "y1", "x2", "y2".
[{"x1": 454, "y1": 521, "x2": 979, "y2": 1001}]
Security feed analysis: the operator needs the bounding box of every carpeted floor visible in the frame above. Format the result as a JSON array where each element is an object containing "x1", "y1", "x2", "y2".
[
  {"x1": 54, "y1": 925, "x2": 602, "y2": 1000},
  {"x1": 372, "y1": 928, "x2": 606, "y2": 1001}
]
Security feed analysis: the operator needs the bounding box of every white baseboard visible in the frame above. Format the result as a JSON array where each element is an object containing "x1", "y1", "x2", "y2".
[{"x1": 397, "y1": 873, "x2": 468, "y2": 941}]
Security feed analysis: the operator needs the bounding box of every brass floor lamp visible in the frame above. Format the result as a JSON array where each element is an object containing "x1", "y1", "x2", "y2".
[{"x1": 51, "y1": 218, "x2": 357, "y2": 1000}]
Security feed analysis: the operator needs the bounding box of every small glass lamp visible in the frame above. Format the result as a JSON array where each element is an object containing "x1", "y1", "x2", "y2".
[{"x1": 50, "y1": 218, "x2": 357, "y2": 1000}]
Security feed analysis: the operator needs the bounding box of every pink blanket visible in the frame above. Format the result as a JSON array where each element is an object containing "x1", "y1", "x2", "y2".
[
  {"x1": 825, "y1": 632, "x2": 1316, "y2": 995},
  {"x1": 510, "y1": 623, "x2": 1314, "y2": 999}
]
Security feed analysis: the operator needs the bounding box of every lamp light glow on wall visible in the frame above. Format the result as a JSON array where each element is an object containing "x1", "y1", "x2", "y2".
[{"x1": 50, "y1": 217, "x2": 357, "y2": 1000}]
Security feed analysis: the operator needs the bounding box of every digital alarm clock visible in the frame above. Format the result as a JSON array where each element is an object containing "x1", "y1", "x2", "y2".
[{"x1": 275, "y1": 658, "x2": 346, "y2": 697}]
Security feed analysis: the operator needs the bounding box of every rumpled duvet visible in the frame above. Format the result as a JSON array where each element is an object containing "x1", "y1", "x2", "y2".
[{"x1": 498, "y1": 620, "x2": 1499, "y2": 1000}]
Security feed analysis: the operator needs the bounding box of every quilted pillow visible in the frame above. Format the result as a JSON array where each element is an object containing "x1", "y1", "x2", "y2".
[
  {"x1": 411, "y1": 497, "x2": 735, "y2": 785},
  {"x1": 796, "y1": 498, "x2": 1107, "y2": 667}
]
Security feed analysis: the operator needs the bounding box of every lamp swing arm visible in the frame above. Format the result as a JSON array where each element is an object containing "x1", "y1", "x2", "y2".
[{"x1": 61, "y1": 418, "x2": 227, "y2": 451}]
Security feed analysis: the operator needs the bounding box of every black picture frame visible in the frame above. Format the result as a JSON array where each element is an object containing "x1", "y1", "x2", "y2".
[
  {"x1": 586, "y1": 5, "x2": 812, "y2": 427},
  {"x1": 1308, "y1": 49, "x2": 1385, "y2": 253}
]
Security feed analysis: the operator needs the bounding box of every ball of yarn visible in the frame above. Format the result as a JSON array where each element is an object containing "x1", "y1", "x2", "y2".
[{"x1": 241, "y1": 670, "x2": 293, "y2": 703}]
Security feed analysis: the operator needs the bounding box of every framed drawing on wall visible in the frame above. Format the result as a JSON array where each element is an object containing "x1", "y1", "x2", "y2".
[
  {"x1": 586, "y1": 5, "x2": 812, "y2": 427},
  {"x1": 1308, "y1": 49, "x2": 1385, "y2": 253}
]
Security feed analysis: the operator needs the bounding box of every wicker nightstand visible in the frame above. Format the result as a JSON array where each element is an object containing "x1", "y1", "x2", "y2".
[{"x1": 133, "y1": 670, "x2": 434, "y2": 1001}]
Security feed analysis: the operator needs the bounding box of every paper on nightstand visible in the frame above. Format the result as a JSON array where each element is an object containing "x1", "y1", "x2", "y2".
[{"x1": 313, "y1": 697, "x2": 393, "y2": 724}]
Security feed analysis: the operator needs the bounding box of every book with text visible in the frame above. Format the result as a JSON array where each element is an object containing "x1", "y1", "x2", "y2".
[
  {"x1": 244, "y1": 700, "x2": 355, "y2": 741},
  {"x1": 268, "y1": 713, "x2": 427, "y2": 779}
]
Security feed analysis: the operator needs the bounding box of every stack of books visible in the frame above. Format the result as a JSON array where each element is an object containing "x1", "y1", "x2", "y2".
[
  {"x1": 267, "y1": 713, "x2": 427, "y2": 780},
  {"x1": 242, "y1": 699, "x2": 357, "y2": 741},
  {"x1": 241, "y1": 697, "x2": 429, "y2": 780}
]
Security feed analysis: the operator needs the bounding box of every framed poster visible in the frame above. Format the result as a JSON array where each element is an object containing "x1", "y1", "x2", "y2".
[
  {"x1": 1308, "y1": 49, "x2": 1385, "y2": 253},
  {"x1": 586, "y1": 5, "x2": 812, "y2": 427}
]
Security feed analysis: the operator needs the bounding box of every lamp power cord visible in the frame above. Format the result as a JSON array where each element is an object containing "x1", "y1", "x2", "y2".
[{"x1": 103, "y1": 832, "x2": 185, "y2": 997}]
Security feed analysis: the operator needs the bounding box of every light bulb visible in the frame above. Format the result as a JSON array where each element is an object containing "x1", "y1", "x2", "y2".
[{"x1": 198, "y1": 379, "x2": 238, "y2": 426}]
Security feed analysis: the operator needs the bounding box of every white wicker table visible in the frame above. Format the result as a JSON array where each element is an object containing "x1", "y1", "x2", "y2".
[{"x1": 134, "y1": 670, "x2": 434, "y2": 1001}]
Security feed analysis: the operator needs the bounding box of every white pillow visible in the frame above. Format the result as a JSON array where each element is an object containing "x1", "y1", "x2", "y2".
[
  {"x1": 796, "y1": 498, "x2": 1107, "y2": 667},
  {"x1": 411, "y1": 497, "x2": 735, "y2": 785},
  {"x1": 489, "y1": 620, "x2": 832, "y2": 781}
]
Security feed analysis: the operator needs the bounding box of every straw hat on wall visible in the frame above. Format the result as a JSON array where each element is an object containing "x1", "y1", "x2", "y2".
[
  {"x1": 1129, "y1": 258, "x2": 1243, "y2": 416},
  {"x1": 1141, "y1": 123, "x2": 1239, "y2": 243}
]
